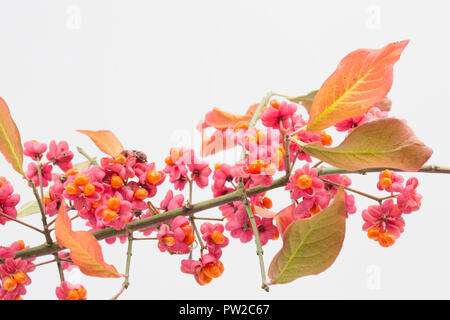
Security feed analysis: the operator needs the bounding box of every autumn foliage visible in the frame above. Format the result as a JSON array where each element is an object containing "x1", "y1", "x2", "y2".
[{"x1": 0, "y1": 40, "x2": 445, "y2": 300}]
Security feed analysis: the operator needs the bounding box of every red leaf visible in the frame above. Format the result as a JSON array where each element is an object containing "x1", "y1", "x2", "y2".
[
  {"x1": 55, "y1": 202, "x2": 121, "y2": 278},
  {"x1": 77, "y1": 130, "x2": 124, "y2": 157},
  {"x1": 307, "y1": 40, "x2": 409, "y2": 132}
]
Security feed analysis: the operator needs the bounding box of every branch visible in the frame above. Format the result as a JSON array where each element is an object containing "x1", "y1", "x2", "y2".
[
  {"x1": 111, "y1": 232, "x2": 133, "y2": 300},
  {"x1": 12, "y1": 164, "x2": 450, "y2": 261},
  {"x1": 0, "y1": 211, "x2": 45, "y2": 234},
  {"x1": 243, "y1": 192, "x2": 269, "y2": 292},
  {"x1": 77, "y1": 147, "x2": 99, "y2": 166}
]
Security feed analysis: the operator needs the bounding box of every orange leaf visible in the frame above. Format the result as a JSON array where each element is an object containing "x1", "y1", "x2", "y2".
[
  {"x1": 307, "y1": 40, "x2": 409, "y2": 132},
  {"x1": 0, "y1": 97, "x2": 24, "y2": 176},
  {"x1": 199, "y1": 127, "x2": 237, "y2": 157},
  {"x1": 77, "y1": 130, "x2": 124, "y2": 157},
  {"x1": 202, "y1": 103, "x2": 261, "y2": 131},
  {"x1": 55, "y1": 202, "x2": 121, "y2": 278}
]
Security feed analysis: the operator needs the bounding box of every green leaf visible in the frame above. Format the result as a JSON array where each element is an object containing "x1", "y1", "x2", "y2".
[
  {"x1": 268, "y1": 189, "x2": 346, "y2": 285},
  {"x1": 17, "y1": 200, "x2": 41, "y2": 218},
  {"x1": 297, "y1": 118, "x2": 433, "y2": 172}
]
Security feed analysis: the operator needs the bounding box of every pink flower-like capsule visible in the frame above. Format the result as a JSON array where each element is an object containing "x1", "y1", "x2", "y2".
[
  {"x1": 101, "y1": 151, "x2": 137, "y2": 180},
  {"x1": 63, "y1": 173, "x2": 104, "y2": 212},
  {"x1": 138, "y1": 164, "x2": 166, "y2": 197},
  {"x1": 397, "y1": 177, "x2": 422, "y2": 214},
  {"x1": 156, "y1": 223, "x2": 190, "y2": 254},
  {"x1": 46, "y1": 140, "x2": 74, "y2": 172},
  {"x1": 321, "y1": 174, "x2": 357, "y2": 216},
  {"x1": 334, "y1": 113, "x2": 372, "y2": 133},
  {"x1": 26, "y1": 162, "x2": 53, "y2": 187},
  {"x1": 219, "y1": 201, "x2": 242, "y2": 220},
  {"x1": 261, "y1": 100, "x2": 297, "y2": 129},
  {"x1": 55, "y1": 281, "x2": 87, "y2": 300},
  {"x1": 58, "y1": 251, "x2": 76, "y2": 271},
  {"x1": 0, "y1": 258, "x2": 32, "y2": 300},
  {"x1": 322, "y1": 174, "x2": 352, "y2": 195},
  {"x1": 294, "y1": 190, "x2": 331, "y2": 219},
  {"x1": 286, "y1": 164, "x2": 324, "y2": 200},
  {"x1": 225, "y1": 204, "x2": 255, "y2": 243},
  {"x1": 180, "y1": 149, "x2": 212, "y2": 189},
  {"x1": 159, "y1": 190, "x2": 184, "y2": 212},
  {"x1": 256, "y1": 218, "x2": 279, "y2": 246},
  {"x1": 181, "y1": 253, "x2": 224, "y2": 286},
  {"x1": 334, "y1": 106, "x2": 387, "y2": 134},
  {"x1": 94, "y1": 192, "x2": 132, "y2": 230},
  {"x1": 0, "y1": 241, "x2": 34, "y2": 269},
  {"x1": 0, "y1": 177, "x2": 20, "y2": 225},
  {"x1": 362, "y1": 199, "x2": 405, "y2": 239},
  {"x1": 23, "y1": 140, "x2": 47, "y2": 161},
  {"x1": 377, "y1": 169, "x2": 404, "y2": 193},
  {"x1": 289, "y1": 131, "x2": 322, "y2": 163},
  {"x1": 201, "y1": 222, "x2": 229, "y2": 254},
  {"x1": 44, "y1": 174, "x2": 66, "y2": 217},
  {"x1": 212, "y1": 163, "x2": 234, "y2": 191}
]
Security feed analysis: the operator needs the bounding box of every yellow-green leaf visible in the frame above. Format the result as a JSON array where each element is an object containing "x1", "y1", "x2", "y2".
[
  {"x1": 268, "y1": 189, "x2": 346, "y2": 285},
  {"x1": 307, "y1": 41, "x2": 409, "y2": 132},
  {"x1": 17, "y1": 200, "x2": 41, "y2": 218},
  {"x1": 298, "y1": 118, "x2": 433, "y2": 172},
  {"x1": 0, "y1": 97, "x2": 24, "y2": 175}
]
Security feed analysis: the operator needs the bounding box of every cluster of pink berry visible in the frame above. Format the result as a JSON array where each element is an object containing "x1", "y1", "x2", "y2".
[
  {"x1": 0, "y1": 241, "x2": 34, "y2": 300},
  {"x1": 363, "y1": 170, "x2": 422, "y2": 247},
  {"x1": 0, "y1": 96, "x2": 425, "y2": 299}
]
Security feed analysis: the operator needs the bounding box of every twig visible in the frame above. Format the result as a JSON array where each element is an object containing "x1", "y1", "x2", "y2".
[
  {"x1": 242, "y1": 192, "x2": 269, "y2": 292},
  {"x1": 312, "y1": 160, "x2": 323, "y2": 168},
  {"x1": 131, "y1": 237, "x2": 158, "y2": 241},
  {"x1": 111, "y1": 232, "x2": 134, "y2": 300},
  {"x1": 0, "y1": 211, "x2": 45, "y2": 234},
  {"x1": 189, "y1": 215, "x2": 205, "y2": 251},
  {"x1": 13, "y1": 164, "x2": 450, "y2": 261},
  {"x1": 77, "y1": 147, "x2": 99, "y2": 166},
  {"x1": 35, "y1": 163, "x2": 65, "y2": 283},
  {"x1": 320, "y1": 178, "x2": 387, "y2": 204},
  {"x1": 193, "y1": 217, "x2": 224, "y2": 222}
]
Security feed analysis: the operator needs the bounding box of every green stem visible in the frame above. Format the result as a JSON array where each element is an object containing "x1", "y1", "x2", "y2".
[
  {"x1": 320, "y1": 178, "x2": 385, "y2": 204},
  {"x1": 111, "y1": 232, "x2": 133, "y2": 300},
  {"x1": 190, "y1": 215, "x2": 205, "y2": 251},
  {"x1": 249, "y1": 91, "x2": 274, "y2": 129},
  {"x1": 316, "y1": 164, "x2": 450, "y2": 176},
  {"x1": 242, "y1": 192, "x2": 269, "y2": 292},
  {"x1": 193, "y1": 217, "x2": 224, "y2": 222},
  {"x1": 0, "y1": 211, "x2": 45, "y2": 234},
  {"x1": 12, "y1": 164, "x2": 450, "y2": 262},
  {"x1": 77, "y1": 147, "x2": 99, "y2": 166},
  {"x1": 36, "y1": 163, "x2": 65, "y2": 282}
]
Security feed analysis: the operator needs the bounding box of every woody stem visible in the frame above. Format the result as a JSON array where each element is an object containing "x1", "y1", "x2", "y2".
[
  {"x1": 242, "y1": 191, "x2": 269, "y2": 292},
  {"x1": 12, "y1": 164, "x2": 450, "y2": 263}
]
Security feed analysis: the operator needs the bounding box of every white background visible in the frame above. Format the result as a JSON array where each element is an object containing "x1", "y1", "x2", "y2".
[{"x1": 0, "y1": 0, "x2": 449, "y2": 300}]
